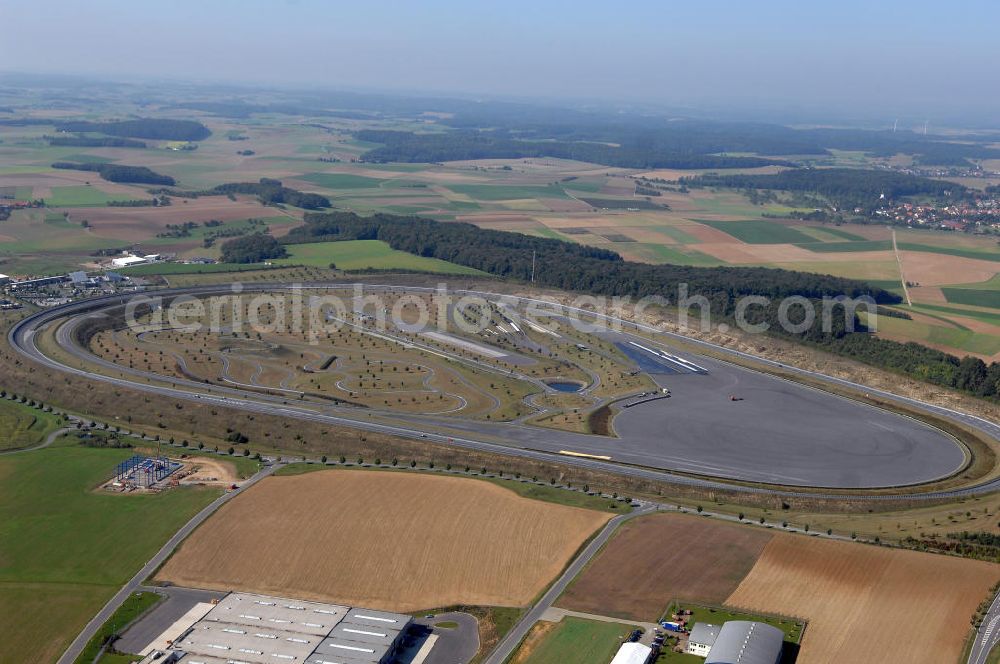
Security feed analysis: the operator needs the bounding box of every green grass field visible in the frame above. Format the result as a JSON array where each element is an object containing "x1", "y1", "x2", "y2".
[
  {"x1": 911, "y1": 303, "x2": 1000, "y2": 326},
  {"x1": 0, "y1": 443, "x2": 220, "y2": 663},
  {"x1": 119, "y1": 262, "x2": 286, "y2": 276},
  {"x1": 517, "y1": 617, "x2": 635, "y2": 664},
  {"x1": 275, "y1": 239, "x2": 485, "y2": 274},
  {"x1": 693, "y1": 219, "x2": 815, "y2": 244},
  {"x1": 300, "y1": 172, "x2": 387, "y2": 189},
  {"x1": 626, "y1": 243, "x2": 722, "y2": 267},
  {"x1": 941, "y1": 288, "x2": 1000, "y2": 309},
  {"x1": 45, "y1": 185, "x2": 133, "y2": 208},
  {"x1": 796, "y1": 240, "x2": 893, "y2": 253},
  {"x1": 897, "y1": 242, "x2": 1000, "y2": 263},
  {"x1": 0, "y1": 399, "x2": 63, "y2": 452},
  {"x1": 448, "y1": 183, "x2": 570, "y2": 201},
  {"x1": 805, "y1": 225, "x2": 867, "y2": 241},
  {"x1": 77, "y1": 591, "x2": 162, "y2": 664},
  {"x1": 866, "y1": 310, "x2": 1000, "y2": 355},
  {"x1": 952, "y1": 274, "x2": 1000, "y2": 291}
]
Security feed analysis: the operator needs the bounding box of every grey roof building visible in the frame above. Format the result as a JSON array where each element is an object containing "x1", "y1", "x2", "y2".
[
  {"x1": 137, "y1": 593, "x2": 411, "y2": 664},
  {"x1": 687, "y1": 622, "x2": 721, "y2": 657},
  {"x1": 705, "y1": 621, "x2": 783, "y2": 664}
]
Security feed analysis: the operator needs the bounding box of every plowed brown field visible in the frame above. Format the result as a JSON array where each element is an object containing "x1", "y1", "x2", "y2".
[
  {"x1": 156, "y1": 470, "x2": 610, "y2": 611},
  {"x1": 726, "y1": 535, "x2": 1000, "y2": 664},
  {"x1": 556, "y1": 514, "x2": 773, "y2": 621}
]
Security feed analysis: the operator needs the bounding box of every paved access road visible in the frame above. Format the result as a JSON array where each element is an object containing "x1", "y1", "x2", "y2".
[
  {"x1": 0, "y1": 425, "x2": 74, "y2": 456},
  {"x1": 55, "y1": 463, "x2": 276, "y2": 664},
  {"x1": 115, "y1": 586, "x2": 226, "y2": 656},
  {"x1": 481, "y1": 504, "x2": 655, "y2": 664},
  {"x1": 969, "y1": 591, "x2": 1000, "y2": 664}
]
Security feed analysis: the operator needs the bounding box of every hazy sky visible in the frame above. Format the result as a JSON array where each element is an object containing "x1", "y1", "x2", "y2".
[{"x1": 3, "y1": 0, "x2": 998, "y2": 123}]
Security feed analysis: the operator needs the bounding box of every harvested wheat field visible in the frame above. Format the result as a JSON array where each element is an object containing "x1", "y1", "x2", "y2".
[
  {"x1": 557, "y1": 514, "x2": 773, "y2": 621},
  {"x1": 726, "y1": 535, "x2": 1000, "y2": 664},
  {"x1": 156, "y1": 470, "x2": 610, "y2": 611}
]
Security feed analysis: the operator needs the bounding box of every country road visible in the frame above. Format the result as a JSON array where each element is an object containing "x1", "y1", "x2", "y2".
[
  {"x1": 482, "y1": 504, "x2": 656, "y2": 664},
  {"x1": 55, "y1": 462, "x2": 277, "y2": 664},
  {"x1": 0, "y1": 425, "x2": 74, "y2": 456},
  {"x1": 969, "y1": 590, "x2": 1000, "y2": 664}
]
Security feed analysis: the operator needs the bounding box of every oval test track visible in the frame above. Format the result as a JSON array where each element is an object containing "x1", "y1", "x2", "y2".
[{"x1": 9, "y1": 282, "x2": 1000, "y2": 500}]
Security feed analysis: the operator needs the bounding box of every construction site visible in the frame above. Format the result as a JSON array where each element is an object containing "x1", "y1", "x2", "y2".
[{"x1": 101, "y1": 454, "x2": 240, "y2": 493}]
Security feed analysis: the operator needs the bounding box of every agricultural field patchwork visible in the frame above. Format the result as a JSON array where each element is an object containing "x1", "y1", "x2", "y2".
[
  {"x1": 0, "y1": 440, "x2": 221, "y2": 663},
  {"x1": 726, "y1": 534, "x2": 1000, "y2": 664},
  {"x1": 2, "y1": 116, "x2": 996, "y2": 361}
]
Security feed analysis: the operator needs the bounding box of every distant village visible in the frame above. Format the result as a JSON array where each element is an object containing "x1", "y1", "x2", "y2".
[{"x1": 870, "y1": 197, "x2": 1000, "y2": 232}]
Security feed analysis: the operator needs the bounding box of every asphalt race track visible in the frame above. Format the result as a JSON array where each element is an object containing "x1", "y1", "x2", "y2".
[{"x1": 9, "y1": 282, "x2": 996, "y2": 494}]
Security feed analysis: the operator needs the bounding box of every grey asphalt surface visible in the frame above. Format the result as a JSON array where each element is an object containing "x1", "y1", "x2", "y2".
[
  {"x1": 115, "y1": 586, "x2": 226, "y2": 655},
  {"x1": 0, "y1": 425, "x2": 73, "y2": 455},
  {"x1": 969, "y1": 591, "x2": 1000, "y2": 664},
  {"x1": 482, "y1": 505, "x2": 654, "y2": 664},
  {"x1": 410, "y1": 612, "x2": 480, "y2": 664},
  {"x1": 9, "y1": 284, "x2": 999, "y2": 498},
  {"x1": 54, "y1": 463, "x2": 276, "y2": 664}
]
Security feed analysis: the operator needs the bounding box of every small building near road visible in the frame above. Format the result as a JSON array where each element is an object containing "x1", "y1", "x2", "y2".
[
  {"x1": 10, "y1": 274, "x2": 67, "y2": 289},
  {"x1": 704, "y1": 621, "x2": 783, "y2": 664},
  {"x1": 610, "y1": 642, "x2": 652, "y2": 664},
  {"x1": 687, "y1": 622, "x2": 721, "y2": 657},
  {"x1": 111, "y1": 255, "x2": 148, "y2": 268}
]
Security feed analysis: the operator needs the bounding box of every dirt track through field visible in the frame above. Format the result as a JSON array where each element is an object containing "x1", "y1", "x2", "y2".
[
  {"x1": 156, "y1": 470, "x2": 610, "y2": 611},
  {"x1": 725, "y1": 535, "x2": 1000, "y2": 664}
]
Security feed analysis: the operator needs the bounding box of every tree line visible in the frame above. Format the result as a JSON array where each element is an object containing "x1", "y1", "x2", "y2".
[
  {"x1": 51, "y1": 162, "x2": 175, "y2": 186},
  {"x1": 283, "y1": 211, "x2": 999, "y2": 400},
  {"x1": 147, "y1": 178, "x2": 330, "y2": 210},
  {"x1": 684, "y1": 168, "x2": 968, "y2": 212},
  {"x1": 355, "y1": 130, "x2": 791, "y2": 170},
  {"x1": 53, "y1": 118, "x2": 211, "y2": 141},
  {"x1": 220, "y1": 233, "x2": 288, "y2": 263},
  {"x1": 46, "y1": 135, "x2": 146, "y2": 148}
]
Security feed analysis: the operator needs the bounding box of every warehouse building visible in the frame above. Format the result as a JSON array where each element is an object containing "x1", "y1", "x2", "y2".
[
  {"x1": 137, "y1": 593, "x2": 411, "y2": 664},
  {"x1": 704, "y1": 621, "x2": 783, "y2": 664}
]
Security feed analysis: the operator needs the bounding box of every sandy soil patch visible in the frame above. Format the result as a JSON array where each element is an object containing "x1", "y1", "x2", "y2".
[
  {"x1": 726, "y1": 535, "x2": 1000, "y2": 664},
  {"x1": 682, "y1": 222, "x2": 744, "y2": 244},
  {"x1": 543, "y1": 198, "x2": 593, "y2": 213},
  {"x1": 178, "y1": 457, "x2": 240, "y2": 485},
  {"x1": 156, "y1": 470, "x2": 610, "y2": 611},
  {"x1": 557, "y1": 513, "x2": 772, "y2": 621},
  {"x1": 908, "y1": 286, "x2": 947, "y2": 304},
  {"x1": 898, "y1": 251, "x2": 999, "y2": 286}
]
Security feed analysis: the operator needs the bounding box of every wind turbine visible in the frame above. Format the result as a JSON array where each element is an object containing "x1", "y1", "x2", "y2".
[{"x1": 892, "y1": 118, "x2": 898, "y2": 133}]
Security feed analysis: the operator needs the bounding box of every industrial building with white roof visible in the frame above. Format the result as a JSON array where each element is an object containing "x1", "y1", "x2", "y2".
[
  {"x1": 137, "y1": 592, "x2": 411, "y2": 664},
  {"x1": 702, "y1": 621, "x2": 783, "y2": 664}
]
